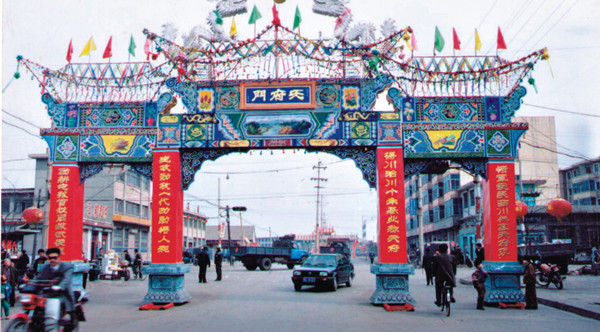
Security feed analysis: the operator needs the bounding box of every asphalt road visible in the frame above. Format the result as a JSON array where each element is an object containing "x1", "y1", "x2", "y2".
[{"x1": 35, "y1": 259, "x2": 599, "y2": 331}]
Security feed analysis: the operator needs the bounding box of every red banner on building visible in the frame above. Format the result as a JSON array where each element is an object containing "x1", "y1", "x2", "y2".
[
  {"x1": 47, "y1": 165, "x2": 84, "y2": 261},
  {"x1": 376, "y1": 147, "x2": 407, "y2": 264},
  {"x1": 483, "y1": 161, "x2": 517, "y2": 262},
  {"x1": 151, "y1": 150, "x2": 183, "y2": 264}
]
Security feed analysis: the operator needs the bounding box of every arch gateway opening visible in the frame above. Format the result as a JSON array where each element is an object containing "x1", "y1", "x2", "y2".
[{"x1": 19, "y1": 9, "x2": 547, "y2": 307}]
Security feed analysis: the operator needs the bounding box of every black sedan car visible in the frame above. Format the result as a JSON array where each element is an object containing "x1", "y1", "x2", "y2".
[{"x1": 291, "y1": 254, "x2": 354, "y2": 291}]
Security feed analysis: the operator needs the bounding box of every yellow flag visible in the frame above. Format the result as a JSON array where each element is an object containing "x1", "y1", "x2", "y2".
[
  {"x1": 474, "y1": 29, "x2": 482, "y2": 52},
  {"x1": 230, "y1": 17, "x2": 238, "y2": 37},
  {"x1": 80, "y1": 37, "x2": 97, "y2": 56}
]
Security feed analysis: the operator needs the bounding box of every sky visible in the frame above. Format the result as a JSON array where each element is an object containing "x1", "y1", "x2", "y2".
[{"x1": 2, "y1": 0, "x2": 600, "y2": 238}]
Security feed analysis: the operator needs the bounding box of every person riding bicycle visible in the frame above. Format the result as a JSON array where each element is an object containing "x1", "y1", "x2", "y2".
[
  {"x1": 33, "y1": 247, "x2": 75, "y2": 327},
  {"x1": 433, "y1": 243, "x2": 456, "y2": 307}
]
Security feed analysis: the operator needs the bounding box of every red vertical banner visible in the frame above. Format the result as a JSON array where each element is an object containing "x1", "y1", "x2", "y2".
[
  {"x1": 47, "y1": 164, "x2": 84, "y2": 261},
  {"x1": 152, "y1": 150, "x2": 183, "y2": 264},
  {"x1": 482, "y1": 161, "x2": 517, "y2": 262},
  {"x1": 376, "y1": 147, "x2": 407, "y2": 264}
]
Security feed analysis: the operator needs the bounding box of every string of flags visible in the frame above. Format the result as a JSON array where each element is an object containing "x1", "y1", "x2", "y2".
[{"x1": 433, "y1": 26, "x2": 509, "y2": 54}]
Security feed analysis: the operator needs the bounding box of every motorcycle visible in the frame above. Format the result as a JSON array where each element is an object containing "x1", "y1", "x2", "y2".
[
  {"x1": 533, "y1": 261, "x2": 564, "y2": 289},
  {"x1": 5, "y1": 280, "x2": 87, "y2": 332}
]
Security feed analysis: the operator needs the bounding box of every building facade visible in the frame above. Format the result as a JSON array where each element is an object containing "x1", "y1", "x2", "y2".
[{"x1": 560, "y1": 156, "x2": 600, "y2": 207}]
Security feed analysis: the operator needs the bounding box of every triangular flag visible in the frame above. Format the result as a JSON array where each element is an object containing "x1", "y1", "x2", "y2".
[
  {"x1": 411, "y1": 32, "x2": 419, "y2": 51},
  {"x1": 452, "y1": 28, "x2": 461, "y2": 51},
  {"x1": 293, "y1": 5, "x2": 302, "y2": 30},
  {"x1": 214, "y1": 10, "x2": 223, "y2": 25},
  {"x1": 248, "y1": 5, "x2": 262, "y2": 24},
  {"x1": 128, "y1": 35, "x2": 136, "y2": 57},
  {"x1": 497, "y1": 27, "x2": 507, "y2": 50},
  {"x1": 434, "y1": 26, "x2": 445, "y2": 53},
  {"x1": 230, "y1": 17, "x2": 238, "y2": 37},
  {"x1": 80, "y1": 37, "x2": 97, "y2": 57},
  {"x1": 272, "y1": 4, "x2": 281, "y2": 26},
  {"x1": 66, "y1": 39, "x2": 73, "y2": 63},
  {"x1": 102, "y1": 36, "x2": 113, "y2": 59},
  {"x1": 474, "y1": 29, "x2": 482, "y2": 52}
]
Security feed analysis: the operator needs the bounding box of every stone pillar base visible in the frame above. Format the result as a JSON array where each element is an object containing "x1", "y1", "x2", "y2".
[
  {"x1": 483, "y1": 261, "x2": 524, "y2": 304},
  {"x1": 71, "y1": 261, "x2": 90, "y2": 293},
  {"x1": 142, "y1": 263, "x2": 191, "y2": 305},
  {"x1": 370, "y1": 263, "x2": 415, "y2": 305}
]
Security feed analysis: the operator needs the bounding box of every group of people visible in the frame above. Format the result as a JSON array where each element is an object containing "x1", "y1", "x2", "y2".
[
  {"x1": 196, "y1": 246, "x2": 223, "y2": 283},
  {"x1": 421, "y1": 242, "x2": 538, "y2": 310},
  {"x1": 122, "y1": 249, "x2": 144, "y2": 279},
  {"x1": 2, "y1": 247, "x2": 76, "y2": 324}
]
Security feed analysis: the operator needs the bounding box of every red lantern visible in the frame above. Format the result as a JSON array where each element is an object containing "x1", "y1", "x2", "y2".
[
  {"x1": 22, "y1": 207, "x2": 44, "y2": 223},
  {"x1": 515, "y1": 201, "x2": 528, "y2": 219},
  {"x1": 546, "y1": 198, "x2": 572, "y2": 222}
]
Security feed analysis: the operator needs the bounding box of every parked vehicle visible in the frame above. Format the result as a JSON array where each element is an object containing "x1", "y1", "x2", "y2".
[
  {"x1": 231, "y1": 235, "x2": 309, "y2": 271},
  {"x1": 319, "y1": 241, "x2": 351, "y2": 258},
  {"x1": 533, "y1": 260, "x2": 564, "y2": 289},
  {"x1": 5, "y1": 280, "x2": 87, "y2": 332},
  {"x1": 292, "y1": 254, "x2": 354, "y2": 292}
]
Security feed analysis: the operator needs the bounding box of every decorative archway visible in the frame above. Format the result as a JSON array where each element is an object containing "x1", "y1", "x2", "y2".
[{"x1": 19, "y1": 14, "x2": 546, "y2": 307}]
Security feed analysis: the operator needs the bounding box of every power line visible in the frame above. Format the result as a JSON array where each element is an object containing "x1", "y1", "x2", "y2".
[
  {"x1": 514, "y1": 0, "x2": 567, "y2": 55},
  {"x1": 531, "y1": 0, "x2": 581, "y2": 50},
  {"x1": 2, "y1": 120, "x2": 40, "y2": 137},
  {"x1": 521, "y1": 140, "x2": 594, "y2": 162},
  {"x1": 523, "y1": 103, "x2": 600, "y2": 118},
  {"x1": 2, "y1": 109, "x2": 43, "y2": 129}
]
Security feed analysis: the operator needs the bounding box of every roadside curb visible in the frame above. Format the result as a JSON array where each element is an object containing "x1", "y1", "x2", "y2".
[
  {"x1": 460, "y1": 278, "x2": 600, "y2": 321},
  {"x1": 538, "y1": 298, "x2": 600, "y2": 321}
]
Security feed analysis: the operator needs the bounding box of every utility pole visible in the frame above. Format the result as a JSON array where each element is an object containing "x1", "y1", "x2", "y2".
[
  {"x1": 226, "y1": 205, "x2": 233, "y2": 266},
  {"x1": 417, "y1": 175, "x2": 424, "y2": 264},
  {"x1": 311, "y1": 161, "x2": 327, "y2": 253}
]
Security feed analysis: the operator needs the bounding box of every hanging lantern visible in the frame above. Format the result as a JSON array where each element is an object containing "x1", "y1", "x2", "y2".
[
  {"x1": 515, "y1": 201, "x2": 528, "y2": 219},
  {"x1": 546, "y1": 198, "x2": 572, "y2": 222},
  {"x1": 22, "y1": 207, "x2": 44, "y2": 223}
]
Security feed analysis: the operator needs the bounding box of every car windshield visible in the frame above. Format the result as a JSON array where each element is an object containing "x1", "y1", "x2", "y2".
[{"x1": 303, "y1": 255, "x2": 336, "y2": 267}]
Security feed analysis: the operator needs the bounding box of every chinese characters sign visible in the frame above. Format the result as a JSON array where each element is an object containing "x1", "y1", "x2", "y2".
[
  {"x1": 483, "y1": 161, "x2": 517, "y2": 261},
  {"x1": 151, "y1": 150, "x2": 183, "y2": 263},
  {"x1": 376, "y1": 147, "x2": 407, "y2": 264},
  {"x1": 47, "y1": 165, "x2": 84, "y2": 261},
  {"x1": 240, "y1": 81, "x2": 316, "y2": 110}
]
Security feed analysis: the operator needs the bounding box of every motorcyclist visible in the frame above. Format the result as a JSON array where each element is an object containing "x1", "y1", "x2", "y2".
[{"x1": 33, "y1": 247, "x2": 74, "y2": 328}]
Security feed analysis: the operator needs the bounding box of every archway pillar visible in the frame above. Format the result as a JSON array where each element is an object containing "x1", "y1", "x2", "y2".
[
  {"x1": 47, "y1": 163, "x2": 89, "y2": 292},
  {"x1": 370, "y1": 147, "x2": 414, "y2": 306},
  {"x1": 142, "y1": 149, "x2": 191, "y2": 305},
  {"x1": 481, "y1": 159, "x2": 524, "y2": 304}
]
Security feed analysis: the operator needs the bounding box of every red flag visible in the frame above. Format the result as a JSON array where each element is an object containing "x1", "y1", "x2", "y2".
[
  {"x1": 66, "y1": 39, "x2": 73, "y2": 63},
  {"x1": 497, "y1": 27, "x2": 507, "y2": 50},
  {"x1": 271, "y1": 4, "x2": 281, "y2": 26},
  {"x1": 452, "y1": 28, "x2": 461, "y2": 51},
  {"x1": 103, "y1": 36, "x2": 113, "y2": 59}
]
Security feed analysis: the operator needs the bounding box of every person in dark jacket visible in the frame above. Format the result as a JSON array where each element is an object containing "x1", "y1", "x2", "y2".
[
  {"x1": 433, "y1": 243, "x2": 456, "y2": 306},
  {"x1": 32, "y1": 249, "x2": 47, "y2": 274},
  {"x1": 214, "y1": 247, "x2": 223, "y2": 281},
  {"x1": 522, "y1": 258, "x2": 538, "y2": 309},
  {"x1": 471, "y1": 263, "x2": 488, "y2": 310},
  {"x1": 15, "y1": 250, "x2": 30, "y2": 278},
  {"x1": 422, "y1": 247, "x2": 435, "y2": 286},
  {"x1": 33, "y1": 247, "x2": 75, "y2": 326},
  {"x1": 474, "y1": 243, "x2": 485, "y2": 267},
  {"x1": 1, "y1": 259, "x2": 18, "y2": 307},
  {"x1": 196, "y1": 247, "x2": 211, "y2": 283}
]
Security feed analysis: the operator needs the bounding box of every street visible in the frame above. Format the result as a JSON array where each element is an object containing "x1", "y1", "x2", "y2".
[{"x1": 66, "y1": 259, "x2": 599, "y2": 331}]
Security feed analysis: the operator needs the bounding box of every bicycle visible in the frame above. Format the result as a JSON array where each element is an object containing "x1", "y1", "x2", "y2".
[{"x1": 440, "y1": 283, "x2": 452, "y2": 317}]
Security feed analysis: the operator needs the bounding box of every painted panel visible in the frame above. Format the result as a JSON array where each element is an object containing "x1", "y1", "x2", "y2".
[
  {"x1": 404, "y1": 130, "x2": 485, "y2": 157},
  {"x1": 79, "y1": 135, "x2": 154, "y2": 161},
  {"x1": 240, "y1": 81, "x2": 316, "y2": 110}
]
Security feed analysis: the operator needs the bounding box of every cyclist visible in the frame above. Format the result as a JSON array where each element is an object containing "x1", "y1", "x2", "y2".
[{"x1": 433, "y1": 243, "x2": 456, "y2": 307}]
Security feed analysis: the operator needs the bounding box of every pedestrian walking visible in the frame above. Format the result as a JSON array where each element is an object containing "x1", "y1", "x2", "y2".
[
  {"x1": 196, "y1": 246, "x2": 210, "y2": 283},
  {"x1": 368, "y1": 252, "x2": 375, "y2": 264},
  {"x1": 133, "y1": 249, "x2": 143, "y2": 279},
  {"x1": 1, "y1": 259, "x2": 18, "y2": 307},
  {"x1": 422, "y1": 247, "x2": 435, "y2": 286},
  {"x1": 471, "y1": 263, "x2": 488, "y2": 310},
  {"x1": 1, "y1": 275, "x2": 11, "y2": 319},
  {"x1": 474, "y1": 243, "x2": 485, "y2": 267},
  {"x1": 214, "y1": 247, "x2": 223, "y2": 281},
  {"x1": 15, "y1": 250, "x2": 30, "y2": 279},
  {"x1": 522, "y1": 258, "x2": 538, "y2": 309}
]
